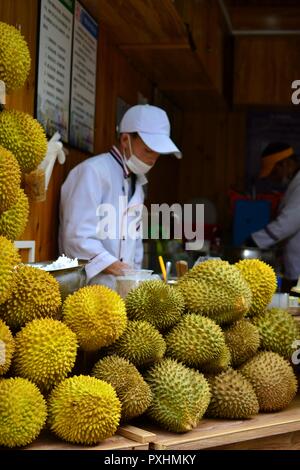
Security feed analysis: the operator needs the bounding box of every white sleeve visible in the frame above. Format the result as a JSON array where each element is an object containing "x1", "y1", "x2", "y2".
[
  {"x1": 252, "y1": 186, "x2": 300, "y2": 249},
  {"x1": 60, "y1": 163, "x2": 118, "y2": 279}
]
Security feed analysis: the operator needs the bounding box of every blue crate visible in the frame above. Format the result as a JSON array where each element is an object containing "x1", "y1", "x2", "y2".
[{"x1": 233, "y1": 199, "x2": 271, "y2": 246}]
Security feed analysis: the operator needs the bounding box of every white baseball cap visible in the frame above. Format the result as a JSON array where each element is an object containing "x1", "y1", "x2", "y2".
[{"x1": 119, "y1": 104, "x2": 182, "y2": 159}]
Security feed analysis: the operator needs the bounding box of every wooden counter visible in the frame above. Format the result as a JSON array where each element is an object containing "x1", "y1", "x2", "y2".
[
  {"x1": 23, "y1": 425, "x2": 156, "y2": 451},
  {"x1": 20, "y1": 396, "x2": 300, "y2": 450},
  {"x1": 139, "y1": 396, "x2": 300, "y2": 450}
]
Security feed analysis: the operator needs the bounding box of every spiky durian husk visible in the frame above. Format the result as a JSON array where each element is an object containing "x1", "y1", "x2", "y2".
[
  {"x1": 62, "y1": 285, "x2": 127, "y2": 351},
  {"x1": 224, "y1": 319, "x2": 260, "y2": 367},
  {"x1": 206, "y1": 369, "x2": 259, "y2": 419},
  {"x1": 0, "y1": 265, "x2": 62, "y2": 329},
  {"x1": 0, "y1": 22, "x2": 31, "y2": 93},
  {"x1": 240, "y1": 351, "x2": 297, "y2": 412},
  {"x1": 125, "y1": 280, "x2": 185, "y2": 331},
  {"x1": 13, "y1": 319, "x2": 78, "y2": 392},
  {"x1": 235, "y1": 259, "x2": 277, "y2": 317},
  {"x1": 177, "y1": 260, "x2": 252, "y2": 325},
  {"x1": 107, "y1": 320, "x2": 166, "y2": 367},
  {"x1": 200, "y1": 344, "x2": 231, "y2": 375},
  {"x1": 0, "y1": 319, "x2": 14, "y2": 375},
  {"x1": 0, "y1": 145, "x2": 21, "y2": 212},
  {"x1": 0, "y1": 110, "x2": 47, "y2": 173},
  {"x1": 0, "y1": 377, "x2": 46, "y2": 447},
  {"x1": 252, "y1": 308, "x2": 299, "y2": 359},
  {"x1": 0, "y1": 188, "x2": 29, "y2": 240},
  {"x1": 0, "y1": 236, "x2": 20, "y2": 305},
  {"x1": 145, "y1": 358, "x2": 211, "y2": 433},
  {"x1": 92, "y1": 355, "x2": 152, "y2": 421},
  {"x1": 48, "y1": 375, "x2": 121, "y2": 445},
  {"x1": 165, "y1": 314, "x2": 226, "y2": 368}
]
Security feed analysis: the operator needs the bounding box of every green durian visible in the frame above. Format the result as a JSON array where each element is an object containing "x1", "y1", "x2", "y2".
[
  {"x1": 0, "y1": 377, "x2": 46, "y2": 448},
  {"x1": 92, "y1": 355, "x2": 152, "y2": 421},
  {"x1": 48, "y1": 375, "x2": 121, "y2": 445},
  {"x1": 240, "y1": 351, "x2": 297, "y2": 412},
  {"x1": 0, "y1": 22, "x2": 31, "y2": 93},
  {"x1": 252, "y1": 308, "x2": 299, "y2": 359},
  {"x1": 0, "y1": 319, "x2": 14, "y2": 375},
  {"x1": 0, "y1": 188, "x2": 29, "y2": 240},
  {"x1": 235, "y1": 259, "x2": 277, "y2": 317},
  {"x1": 14, "y1": 318, "x2": 78, "y2": 392},
  {"x1": 0, "y1": 265, "x2": 62, "y2": 329},
  {"x1": 224, "y1": 319, "x2": 260, "y2": 366},
  {"x1": 206, "y1": 369, "x2": 259, "y2": 419},
  {"x1": 62, "y1": 285, "x2": 127, "y2": 351},
  {"x1": 165, "y1": 314, "x2": 226, "y2": 367},
  {"x1": 125, "y1": 280, "x2": 185, "y2": 331},
  {"x1": 0, "y1": 235, "x2": 20, "y2": 305},
  {"x1": 107, "y1": 320, "x2": 166, "y2": 367},
  {"x1": 145, "y1": 358, "x2": 211, "y2": 432},
  {"x1": 177, "y1": 260, "x2": 252, "y2": 324}
]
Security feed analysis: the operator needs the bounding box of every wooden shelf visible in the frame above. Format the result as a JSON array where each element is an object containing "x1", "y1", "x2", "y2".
[
  {"x1": 23, "y1": 425, "x2": 154, "y2": 451},
  {"x1": 21, "y1": 397, "x2": 300, "y2": 451},
  {"x1": 139, "y1": 395, "x2": 300, "y2": 450}
]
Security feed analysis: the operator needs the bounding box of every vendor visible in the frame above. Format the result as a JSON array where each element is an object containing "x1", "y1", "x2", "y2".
[
  {"x1": 250, "y1": 142, "x2": 300, "y2": 291},
  {"x1": 59, "y1": 104, "x2": 181, "y2": 289}
]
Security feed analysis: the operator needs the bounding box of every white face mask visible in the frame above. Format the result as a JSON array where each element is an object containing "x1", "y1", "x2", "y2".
[{"x1": 125, "y1": 136, "x2": 153, "y2": 175}]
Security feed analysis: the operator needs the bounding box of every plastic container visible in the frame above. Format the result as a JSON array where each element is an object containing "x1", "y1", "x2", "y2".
[
  {"x1": 268, "y1": 293, "x2": 289, "y2": 309},
  {"x1": 116, "y1": 269, "x2": 154, "y2": 298}
]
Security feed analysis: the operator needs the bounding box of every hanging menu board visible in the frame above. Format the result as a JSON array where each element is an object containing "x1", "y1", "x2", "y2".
[
  {"x1": 69, "y1": 1, "x2": 98, "y2": 152},
  {"x1": 36, "y1": 0, "x2": 98, "y2": 151},
  {"x1": 37, "y1": 0, "x2": 74, "y2": 143}
]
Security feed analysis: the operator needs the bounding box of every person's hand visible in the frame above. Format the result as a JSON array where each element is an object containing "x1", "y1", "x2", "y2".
[{"x1": 102, "y1": 261, "x2": 131, "y2": 276}]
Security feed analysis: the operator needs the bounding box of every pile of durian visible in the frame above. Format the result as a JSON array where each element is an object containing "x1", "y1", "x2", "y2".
[
  {"x1": 0, "y1": 21, "x2": 300, "y2": 449},
  {"x1": 0, "y1": 21, "x2": 48, "y2": 242},
  {"x1": 1, "y1": 251, "x2": 300, "y2": 448}
]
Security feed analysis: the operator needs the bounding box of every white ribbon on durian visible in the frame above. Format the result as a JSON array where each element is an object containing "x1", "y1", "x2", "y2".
[{"x1": 38, "y1": 132, "x2": 67, "y2": 191}]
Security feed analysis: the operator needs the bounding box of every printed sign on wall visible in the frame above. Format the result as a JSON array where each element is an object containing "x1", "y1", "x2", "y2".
[
  {"x1": 37, "y1": 0, "x2": 74, "y2": 143},
  {"x1": 69, "y1": 1, "x2": 98, "y2": 152}
]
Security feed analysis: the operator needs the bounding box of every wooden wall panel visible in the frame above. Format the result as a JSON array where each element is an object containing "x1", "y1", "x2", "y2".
[
  {"x1": 178, "y1": 110, "x2": 246, "y2": 227},
  {"x1": 234, "y1": 36, "x2": 300, "y2": 105}
]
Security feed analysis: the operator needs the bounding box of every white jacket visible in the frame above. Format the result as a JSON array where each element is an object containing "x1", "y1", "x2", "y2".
[
  {"x1": 59, "y1": 147, "x2": 147, "y2": 289},
  {"x1": 252, "y1": 169, "x2": 300, "y2": 280}
]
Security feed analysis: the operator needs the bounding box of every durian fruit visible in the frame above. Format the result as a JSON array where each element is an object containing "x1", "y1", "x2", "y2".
[
  {"x1": 252, "y1": 308, "x2": 299, "y2": 360},
  {"x1": 14, "y1": 319, "x2": 78, "y2": 392},
  {"x1": 165, "y1": 314, "x2": 226, "y2": 368},
  {"x1": 0, "y1": 319, "x2": 14, "y2": 375},
  {"x1": 0, "y1": 265, "x2": 62, "y2": 329},
  {"x1": 0, "y1": 235, "x2": 20, "y2": 305},
  {"x1": 0, "y1": 188, "x2": 29, "y2": 240},
  {"x1": 62, "y1": 285, "x2": 127, "y2": 351},
  {"x1": 0, "y1": 145, "x2": 21, "y2": 212},
  {"x1": 177, "y1": 260, "x2": 252, "y2": 325},
  {"x1": 48, "y1": 375, "x2": 121, "y2": 445},
  {"x1": 240, "y1": 351, "x2": 297, "y2": 412},
  {"x1": 224, "y1": 319, "x2": 260, "y2": 367},
  {"x1": 125, "y1": 280, "x2": 185, "y2": 331},
  {"x1": 92, "y1": 355, "x2": 152, "y2": 421},
  {"x1": 0, "y1": 377, "x2": 46, "y2": 447},
  {"x1": 235, "y1": 259, "x2": 277, "y2": 317},
  {"x1": 201, "y1": 344, "x2": 231, "y2": 375},
  {"x1": 0, "y1": 109, "x2": 47, "y2": 173},
  {"x1": 107, "y1": 320, "x2": 166, "y2": 368},
  {"x1": 0, "y1": 22, "x2": 31, "y2": 93},
  {"x1": 206, "y1": 369, "x2": 259, "y2": 419},
  {"x1": 145, "y1": 358, "x2": 211, "y2": 432}
]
